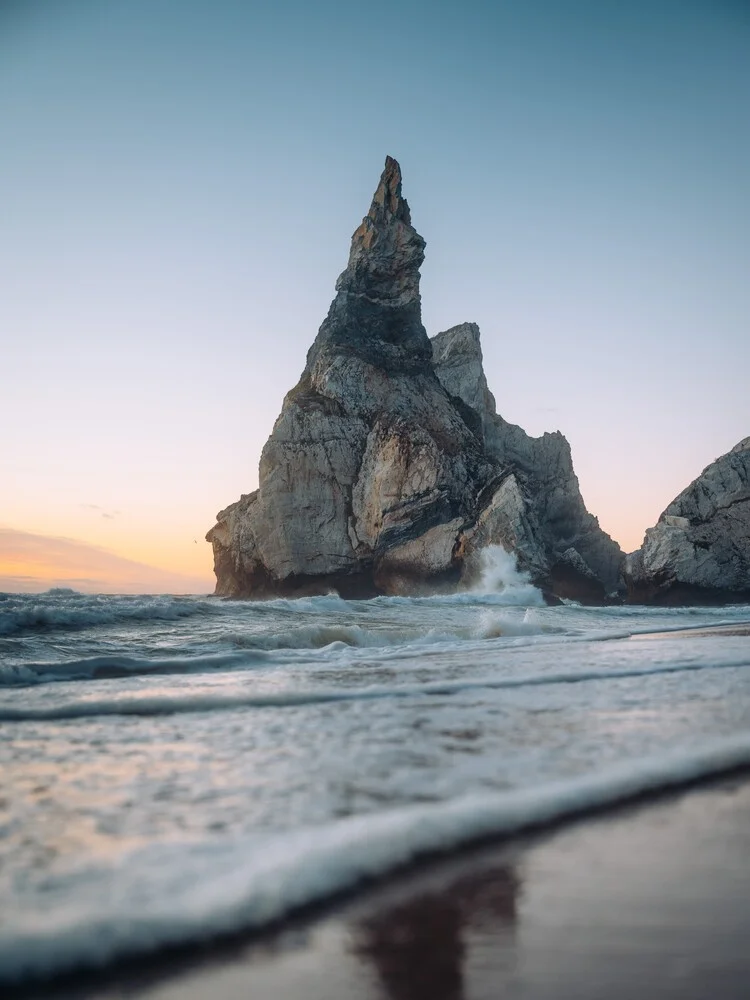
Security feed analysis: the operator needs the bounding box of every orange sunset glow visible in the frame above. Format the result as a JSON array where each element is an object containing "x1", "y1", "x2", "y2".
[{"x1": 0, "y1": 528, "x2": 214, "y2": 594}]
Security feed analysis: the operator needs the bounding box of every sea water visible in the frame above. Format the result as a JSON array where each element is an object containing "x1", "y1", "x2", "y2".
[{"x1": 1, "y1": 548, "x2": 749, "y2": 984}]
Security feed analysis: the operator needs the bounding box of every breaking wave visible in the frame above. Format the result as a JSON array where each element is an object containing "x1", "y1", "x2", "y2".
[
  {"x1": 0, "y1": 615, "x2": 566, "y2": 687},
  {"x1": 472, "y1": 545, "x2": 545, "y2": 604},
  {"x1": 3, "y1": 732, "x2": 750, "y2": 985},
  {"x1": 0, "y1": 651, "x2": 263, "y2": 687},
  {"x1": 0, "y1": 593, "x2": 220, "y2": 637},
  {"x1": 369, "y1": 549, "x2": 546, "y2": 609},
  {"x1": 228, "y1": 615, "x2": 559, "y2": 651}
]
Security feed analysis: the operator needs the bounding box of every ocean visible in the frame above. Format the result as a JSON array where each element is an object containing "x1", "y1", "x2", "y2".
[{"x1": 2, "y1": 548, "x2": 749, "y2": 988}]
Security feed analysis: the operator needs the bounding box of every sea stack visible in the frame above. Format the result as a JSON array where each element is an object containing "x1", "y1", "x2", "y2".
[
  {"x1": 624, "y1": 437, "x2": 750, "y2": 604},
  {"x1": 207, "y1": 157, "x2": 623, "y2": 601}
]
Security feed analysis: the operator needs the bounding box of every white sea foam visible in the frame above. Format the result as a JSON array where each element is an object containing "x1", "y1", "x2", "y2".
[
  {"x1": 3, "y1": 654, "x2": 748, "y2": 721},
  {"x1": 364, "y1": 548, "x2": 546, "y2": 609},
  {"x1": 3, "y1": 732, "x2": 749, "y2": 985},
  {"x1": 472, "y1": 545, "x2": 546, "y2": 605},
  {"x1": 476, "y1": 609, "x2": 557, "y2": 638}
]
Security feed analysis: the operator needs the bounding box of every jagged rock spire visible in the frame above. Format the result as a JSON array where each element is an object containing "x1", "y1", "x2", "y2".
[
  {"x1": 336, "y1": 155, "x2": 424, "y2": 306},
  {"x1": 366, "y1": 155, "x2": 413, "y2": 226},
  {"x1": 207, "y1": 155, "x2": 626, "y2": 603},
  {"x1": 306, "y1": 156, "x2": 431, "y2": 373}
]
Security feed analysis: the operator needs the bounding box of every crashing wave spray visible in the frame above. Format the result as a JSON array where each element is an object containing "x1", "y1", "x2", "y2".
[{"x1": 472, "y1": 546, "x2": 545, "y2": 606}]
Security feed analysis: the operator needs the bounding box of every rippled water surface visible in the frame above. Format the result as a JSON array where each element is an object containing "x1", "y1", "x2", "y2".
[{"x1": 2, "y1": 567, "x2": 750, "y2": 985}]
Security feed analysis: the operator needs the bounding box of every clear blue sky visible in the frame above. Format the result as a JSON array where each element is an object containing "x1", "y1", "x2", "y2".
[{"x1": 1, "y1": 0, "x2": 748, "y2": 590}]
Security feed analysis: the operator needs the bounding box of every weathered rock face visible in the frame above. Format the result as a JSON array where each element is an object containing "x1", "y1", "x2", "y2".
[
  {"x1": 624, "y1": 438, "x2": 750, "y2": 604},
  {"x1": 207, "y1": 157, "x2": 624, "y2": 601}
]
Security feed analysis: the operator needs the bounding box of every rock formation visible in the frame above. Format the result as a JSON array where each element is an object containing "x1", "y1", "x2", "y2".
[
  {"x1": 207, "y1": 156, "x2": 624, "y2": 601},
  {"x1": 431, "y1": 323, "x2": 623, "y2": 601},
  {"x1": 624, "y1": 438, "x2": 750, "y2": 604}
]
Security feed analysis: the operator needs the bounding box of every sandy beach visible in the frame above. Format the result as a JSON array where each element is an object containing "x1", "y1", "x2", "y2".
[{"x1": 17, "y1": 771, "x2": 749, "y2": 1000}]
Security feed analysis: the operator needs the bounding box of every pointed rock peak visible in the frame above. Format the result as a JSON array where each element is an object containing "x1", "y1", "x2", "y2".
[
  {"x1": 367, "y1": 155, "x2": 412, "y2": 226},
  {"x1": 334, "y1": 155, "x2": 426, "y2": 310},
  {"x1": 304, "y1": 157, "x2": 432, "y2": 374},
  {"x1": 730, "y1": 436, "x2": 750, "y2": 455}
]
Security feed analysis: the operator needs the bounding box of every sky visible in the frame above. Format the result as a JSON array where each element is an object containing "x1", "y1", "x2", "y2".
[{"x1": 1, "y1": 0, "x2": 748, "y2": 593}]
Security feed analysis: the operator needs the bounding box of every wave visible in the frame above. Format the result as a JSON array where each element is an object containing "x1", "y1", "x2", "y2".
[
  {"x1": 0, "y1": 594, "x2": 221, "y2": 637},
  {"x1": 229, "y1": 615, "x2": 559, "y2": 650},
  {"x1": 251, "y1": 593, "x2": 354, "y2": 614},
  {"x1": 3, "y1": 654, "x2": 748, "y2": 721},
  {"x1": 470, "y1": 544, "x2": 546, "y2": 605},
  {"x1": 5, "y1": 614, "x2": 747, "y2": 690},
  {"x1": 252, "y1": 550, "x2": 545, "y2": 611},
  {"x1": 3, "y1": 731, "x2": 750, "y2": 985},
  {"x1": 0, "y1": 651, "x2": 265, "y2": 687},
  {"x1": 563, "y1": 602, "x2": 750, "y2": 618},
  {"x1": 0, "y1": 615, "x2": 567, "y2": 687},
  {"x1": 370, "y1": 590, "x2": 547, "y2": 609},
  {"x1": 229, "y1": 622, "x2": 415, "y2": 650}
]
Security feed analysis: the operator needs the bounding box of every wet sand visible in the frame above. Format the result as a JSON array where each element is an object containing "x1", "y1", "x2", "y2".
[
  {"x1": 25, "y1": 772, "x2": 750, "y2": 1000},
  {"x1": 630, "y1": 621, "x2": 750, "y2": 640}
]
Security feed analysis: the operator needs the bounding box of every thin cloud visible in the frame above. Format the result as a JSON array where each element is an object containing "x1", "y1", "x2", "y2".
[{"x1": 79, "y1": 504, "x2": 120, "y2": 520}]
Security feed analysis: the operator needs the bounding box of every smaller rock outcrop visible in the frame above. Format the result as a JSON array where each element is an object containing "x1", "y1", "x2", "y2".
[
  {"x1": 624, "y1": 437, "x2": 750, "y2": 604},
  {"x1": 432, "y1": 324, "x2": 624, "y2": 601}
]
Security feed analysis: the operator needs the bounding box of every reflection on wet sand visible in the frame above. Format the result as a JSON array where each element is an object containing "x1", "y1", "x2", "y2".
[{"x1": 351, "y1": 863, "x2": 520, "y2": 1000}]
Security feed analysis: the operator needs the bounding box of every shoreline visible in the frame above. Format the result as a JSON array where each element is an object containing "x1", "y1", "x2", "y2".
[
  {"x1": 16, "y1": 769, "x2": 750, "y2": 1000},
  {"x1": 6, "y1": 610, "x2": 750, "y2": 998},
  {"x1": 629, "y1": 620, "x2": 750, "y2": 640}
]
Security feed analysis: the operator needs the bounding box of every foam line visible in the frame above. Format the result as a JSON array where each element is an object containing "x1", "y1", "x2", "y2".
[{"x1": 3, "y1": 732, "x2": 750, "y2": 984}]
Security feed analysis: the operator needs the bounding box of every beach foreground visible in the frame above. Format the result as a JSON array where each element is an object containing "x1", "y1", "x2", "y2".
[
  {"x1": 3, "y1": 593, "x2": 749, "y2": 996},
  {"x1": 25, "y1": 772, "x2": 750, "y2": 1000}
]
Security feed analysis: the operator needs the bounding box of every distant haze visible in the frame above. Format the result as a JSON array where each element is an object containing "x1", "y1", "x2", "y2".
[{"x1": 2, "y1": 0, "x2": 748, "y2": 592}]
